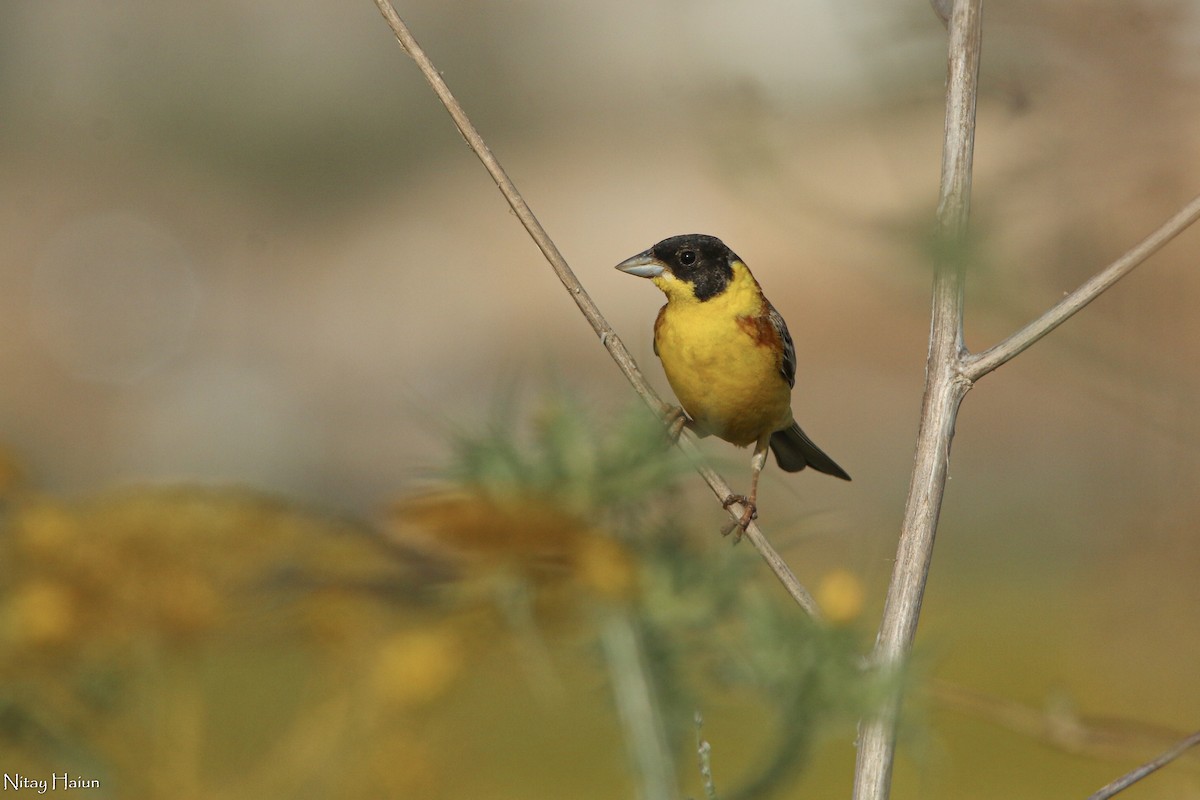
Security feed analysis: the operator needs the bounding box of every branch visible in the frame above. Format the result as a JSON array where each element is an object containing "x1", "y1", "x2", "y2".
[
  {"x1": 930, "y1": 681, "x2": 1200, "y2": 764},
  {"x1": 963, "y1": 194, "x2": 1200, "y2": 381},
  {"x1": 1086, "y1": 729, "x2": 1200, "y2": 800},
  {"x1": 370, "y1": 1, "x2": 822, "y2": 620},
  {"x1": 852, "y1": 1, "x2": 982, "y2": 798}
]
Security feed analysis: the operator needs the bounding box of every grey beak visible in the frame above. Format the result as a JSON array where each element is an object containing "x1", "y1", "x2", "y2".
[{"x1": 614, "y1": 250, "x2": 666, "y2": 279}]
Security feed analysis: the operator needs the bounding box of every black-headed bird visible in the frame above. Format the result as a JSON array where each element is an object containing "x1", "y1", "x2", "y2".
[{"x1": 615, "y1": 234, "x2": 849, "y2": 530}]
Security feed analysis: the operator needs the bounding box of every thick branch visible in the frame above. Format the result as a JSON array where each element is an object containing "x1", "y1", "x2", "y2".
[
  {"x1": 964, "y1": 194, "x2": 1200, "y2": 381},
  {"x1": 371, "y1": 1, "x2": 822, "y2": 619},
  {"x1": 852, "y1": 1, "x2": 982, "y2": 799}
]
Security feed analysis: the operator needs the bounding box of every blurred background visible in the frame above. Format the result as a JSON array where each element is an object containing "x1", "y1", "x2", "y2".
[{"x1": 2, "y1": 0, "x2": 1200, "y2": 797}]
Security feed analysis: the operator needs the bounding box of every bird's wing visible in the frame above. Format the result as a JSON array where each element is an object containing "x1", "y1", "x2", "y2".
[{"x1": 767, "y1": 302, "x2": 796, "y2": 388}]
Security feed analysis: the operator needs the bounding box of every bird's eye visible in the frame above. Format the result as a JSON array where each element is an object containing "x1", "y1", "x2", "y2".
[{"x1": 678, "y1": 250, "x2": 697, "y2": 266}]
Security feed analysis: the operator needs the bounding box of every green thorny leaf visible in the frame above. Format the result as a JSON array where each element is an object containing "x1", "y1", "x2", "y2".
[{"x1": 445, "y1": 388, "x2": 692, "y2": 519}]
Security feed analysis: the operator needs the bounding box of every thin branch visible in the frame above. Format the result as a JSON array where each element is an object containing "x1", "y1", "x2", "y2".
[
  {"x1": 370, "y1": 1, "x2": 822, "y2": 620},
  {"x1": 852, "y1": 1, "x2": 982, "y2": 799},
  {"x1": 964, "y1": 194, "x2": 1200, "y2": 381},
  {"x1": 930, "y1": 681, "x2": 1200, "y2": 764},
  {"x1": 1086, "y1": 729, "x2": 1200, "y2": 800}
]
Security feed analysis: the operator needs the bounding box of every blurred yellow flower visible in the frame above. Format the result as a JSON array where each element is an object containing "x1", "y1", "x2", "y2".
[
  {"x1": 574, "y1": 534, "x2": 637, "y2": 602},
  {"x1": 371, "y1": 626, "x2": 465, "y2": 709},
  {"x1": 816, "y1": 568, "x2": 866, "y2": 625},
  {"x1": 4, "y1": 580, "x2": 77, "y2": 648},
  {"x1": 12, "y1": 500, "x2": 80, "y2": 562},
  {"x1": 300, "y1": 588, "x2": 395, "y2": 649},
  {"x1": 154, "y1": 571, "x2": 225, "y2": 638},
  {"x1": 393, "y1": 488, "x2": 592, "y2": 578}
]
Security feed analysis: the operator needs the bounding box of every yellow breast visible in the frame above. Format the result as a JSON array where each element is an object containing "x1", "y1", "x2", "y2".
[{"x1": 651, "y1": 263, "x2": 793, "y2": 446}]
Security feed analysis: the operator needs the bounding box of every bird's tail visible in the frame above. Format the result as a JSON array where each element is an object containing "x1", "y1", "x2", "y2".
[{"x1": 769, "y1": 423, "x2": 851, "y2": 481}]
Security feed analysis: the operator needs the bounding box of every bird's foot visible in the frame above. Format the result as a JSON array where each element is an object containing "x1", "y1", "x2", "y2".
[
  {"x1": 663, "y1": 406, "x2": 690, "y2": 444},
  {"x1": 720, "y1": 494, "x2": 757, "y2": 541}
]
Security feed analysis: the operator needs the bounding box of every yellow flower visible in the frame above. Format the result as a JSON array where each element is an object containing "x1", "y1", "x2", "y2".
[
  {"x1": 817, "y1": 568, "x2": 866, "y2": 624},
  {"x1": 393, "y1": 488, "x2": 588, "y2": 577},
  {"x1": 370, "y1": 627, "x2": 464, "y2": 708},
  {"x1": 154, "y1": 571, "x2": 224, "y2": 638},
  {"x1": 573, "y1": 535, "x2": 637, "y2": 601},
  {"x1": 12, "y1": 501, "x2": 80, "y2": 562},
  {"x1": 5, "y1": 580, "x2": 77, "y2": 648}
]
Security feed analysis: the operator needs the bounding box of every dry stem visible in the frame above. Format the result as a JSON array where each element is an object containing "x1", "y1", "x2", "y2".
[{"x1": 851, "y1": 1, "x2": 982, "y2": 797}]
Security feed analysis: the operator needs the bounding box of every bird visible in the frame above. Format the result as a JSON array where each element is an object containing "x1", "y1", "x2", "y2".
[{"x1": 615, "y1": 233, "x2": 849, "y2": 531}]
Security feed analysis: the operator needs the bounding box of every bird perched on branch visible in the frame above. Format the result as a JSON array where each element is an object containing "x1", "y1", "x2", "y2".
[{"x1": 615, "y1": 233, "x2": 849, "y2": 531}]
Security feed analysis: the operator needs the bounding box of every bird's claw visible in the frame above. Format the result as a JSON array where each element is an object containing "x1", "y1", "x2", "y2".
[{"x1": 720, "y1": 494, "x2": 757, "y2": 541}]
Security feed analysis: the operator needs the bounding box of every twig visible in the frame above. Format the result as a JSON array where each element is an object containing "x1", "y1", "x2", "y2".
[
  {"x1": 682, "y1": 448, "x2": 822, "y2": 617},
  {"x1": 371, "y1": 0, "x2": 823, "y2": 620},
  {"x1": 1086, "y1": 729, "x2": 1200, "y2": 800},
  {"x1": 963, "y1": 194, "x2": 1200, "y2": 381},
  {"x1": 930, "y1": 681, "x2": 1200, "y2": 764},
  {"x1": 852, "y1": 1, "x2": 982, "y2": 798}
]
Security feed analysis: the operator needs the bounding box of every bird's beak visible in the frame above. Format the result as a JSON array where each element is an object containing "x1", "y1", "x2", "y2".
[{"x1": 614, "y1": 249, "x2": 666, "y2": 279}]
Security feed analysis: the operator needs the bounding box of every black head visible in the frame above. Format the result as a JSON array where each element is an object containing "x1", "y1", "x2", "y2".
[{"x1": 645, "y1": 234, "x2": 740, "y2": 301}]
